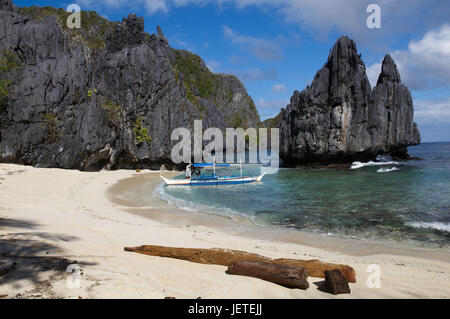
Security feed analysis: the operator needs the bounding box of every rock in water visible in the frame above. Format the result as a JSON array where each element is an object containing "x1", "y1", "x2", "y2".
[
  {"x1": 227, "y1": 260, "x2": 309, "y2": 290},
  {"x1": 318, "y1": 269, "x2": 351, "y2": 295},
  {"x1": 0, "y1": 1, "x2": 260, "y2": 170},
  {"x1": 274, "y1": 36, "x2": 420, "y2": 166}
]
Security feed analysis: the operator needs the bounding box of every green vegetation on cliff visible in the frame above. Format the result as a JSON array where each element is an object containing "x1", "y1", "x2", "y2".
[
  {"x1": 229, "y1": 114, "x2": 246, "y2": 129},
  {"x1": 0, "y1": 50, "x2": 21, "y2": 109},
  {"x1": 0, "y1": 80, "x2": 11, "y2": 110},
  {"x1": 19, "y1": 6, "x2": 115, "y2": 52},
  {"x1": 263, "y1": 113, "x2": 282, "y2": 128},
  {"x1": 247, "y1": 96, "x2": 258, "y2": 118},
  {"x1": 171, "y1": 50, "x2": 260, "y2": 127},
  {"x1": 133, "y1": 117, "x2": 152, "y2": 144},
  {"x1": 173, "y1": 50, "x2": 218, "y2": 100},
  {"x1": 0, "y1": 50, "x2": 21, "y2": 72},
  {"x1": 102, "y1": 98, "x2": 124, "y2": 127},
  {"x1": 41, "y1": 113, "x2": 60, "y2": 143},
  {"x1": 172, "y1": 50, "x2": 238, "y2": 111}
]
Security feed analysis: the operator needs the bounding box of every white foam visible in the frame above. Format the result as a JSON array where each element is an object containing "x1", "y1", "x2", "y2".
[
  {"x1": 377, "y1": 167, "x2": 400, "y2": 173},
  {"x1": 376, "y1": 155, "x2": 394, "y2": 162},
  {"x1": 351, "y1": 161, "x2": 399, "y2": 169},
  {"x1": 407, "y1": 222, "x2": 450, "y2": 233},
  {"x1": 152, "y1": 182, "x2": 251, "y2": 221}
]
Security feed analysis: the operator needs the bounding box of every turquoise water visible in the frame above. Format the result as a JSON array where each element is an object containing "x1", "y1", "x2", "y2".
[{"x1": 154, "y1": 142, "x2": 450, "y2": 247}]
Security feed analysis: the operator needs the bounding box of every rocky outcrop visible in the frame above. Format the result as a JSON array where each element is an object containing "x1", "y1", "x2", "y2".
[
  {"x1": 0, "y1": 1, "x2": 260, "y2": 170},
  {"x1": 0, "y1": 0, "x2": 14, "y2": 12},
  {"x1": 274, "y1": 36, "x2": 420, "y2": 165},
  {"x1": 156, "y1": 25, "x2": 168, "y2": 44}
]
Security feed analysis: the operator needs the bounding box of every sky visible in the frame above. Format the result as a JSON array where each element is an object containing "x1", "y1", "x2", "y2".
[{"x1": 15, "y1": 0, "x2": 450, "y2": 142}]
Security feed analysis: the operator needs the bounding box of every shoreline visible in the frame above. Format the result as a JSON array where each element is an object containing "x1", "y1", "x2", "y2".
[
  {"x1": 1, "y1": 164, "x2": 449, "y2": 298},
  {"x1": 110, "y1": 172, "x2": 450, "y2": 262}
]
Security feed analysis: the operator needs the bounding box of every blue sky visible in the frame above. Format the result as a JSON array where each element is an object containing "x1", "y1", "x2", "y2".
[{"x1": 15, "y1": 0, "x2": 450, "y2": 142}]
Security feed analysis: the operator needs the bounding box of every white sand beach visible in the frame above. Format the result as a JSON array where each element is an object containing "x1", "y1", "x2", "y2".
[{"x1": 0, "y1": 163, "x2": 449, "y2": 299}]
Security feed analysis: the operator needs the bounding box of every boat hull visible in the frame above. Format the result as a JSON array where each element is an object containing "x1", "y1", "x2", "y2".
[{"x1": 160, "y1": 174, "x2": 266, "y2": 186}]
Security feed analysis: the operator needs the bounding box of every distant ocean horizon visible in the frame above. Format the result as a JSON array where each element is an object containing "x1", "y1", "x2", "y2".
[
  {"x1": 421, "y1": 140, "x2": 450, "y2": 144},
  {"x1": 153, "y1": 142, "x2": 450, "y2": 247}
]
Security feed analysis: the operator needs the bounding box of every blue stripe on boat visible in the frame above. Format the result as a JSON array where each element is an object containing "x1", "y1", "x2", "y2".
[{"x1": 181, "y1": 180, "x2": 255, "y2": 186}]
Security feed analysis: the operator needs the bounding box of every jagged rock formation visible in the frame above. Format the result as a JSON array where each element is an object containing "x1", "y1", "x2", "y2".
[
  {"x1": 273, "y1": 36, "x2": 420, "y2": 165},
  {"x1": 0, "y1": 1, "x2": 260, "y2": 170},
  {"x1": 0, "y1": 0, "x2": 14, "y2": 12}
]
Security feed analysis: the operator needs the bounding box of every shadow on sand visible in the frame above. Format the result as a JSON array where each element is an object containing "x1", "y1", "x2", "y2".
[{"x1": 0, "y1": 217, "x2": 96, "y2": 298}]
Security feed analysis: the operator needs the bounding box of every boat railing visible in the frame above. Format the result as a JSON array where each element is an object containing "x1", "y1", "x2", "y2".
[
  {"x1": 191, "y1": 174, "x2": 248, "y2": 181},
  {"x1": 217, "y1": 175, "x2": 247, "y2": 179},
  {"x1": 191, "y1": 174, "x2": 218, "y2": 180}
]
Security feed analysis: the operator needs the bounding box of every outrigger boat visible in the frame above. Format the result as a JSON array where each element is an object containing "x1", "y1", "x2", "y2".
[{"x1": 160, "y1": 162, "x2": 266, "y2": 186}]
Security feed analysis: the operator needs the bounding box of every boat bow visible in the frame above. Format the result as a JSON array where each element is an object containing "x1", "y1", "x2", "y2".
[{"x1": 256, "y1": 173, "x2": 266, "y2": 182}]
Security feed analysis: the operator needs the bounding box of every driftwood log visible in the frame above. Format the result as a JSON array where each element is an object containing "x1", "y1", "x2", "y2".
[
  {"x1": 318, "y1": 269, "x2": 351, "y2": 295},
  {"x1": 227, "y1": 261, "x2": 309, "y2": 289},
  {"x1": 124, "y1": 245, "x2": 356, "y2": 283}
]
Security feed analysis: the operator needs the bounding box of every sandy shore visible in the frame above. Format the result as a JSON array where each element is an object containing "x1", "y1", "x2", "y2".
[{"x1": 0, "y1": 163, "x2": 449, "y2": 299}]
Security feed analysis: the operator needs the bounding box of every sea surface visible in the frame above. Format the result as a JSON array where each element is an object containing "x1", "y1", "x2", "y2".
[{"x1": 153, "y1": 142, "x2": 450, "y2": 247}]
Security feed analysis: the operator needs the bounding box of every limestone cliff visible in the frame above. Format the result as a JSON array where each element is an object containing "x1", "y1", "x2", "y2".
[
  {"x1": 0, "y1": 1, "x2": 260, "y2": 170},
  {"x1": 273, "y1": 36, "x2": 420, "y2": 165}
]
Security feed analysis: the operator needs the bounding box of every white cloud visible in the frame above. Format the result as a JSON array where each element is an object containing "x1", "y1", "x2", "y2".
[
  {"x1": 236, "y1": 68, "x2": 278, "y2": 82},
  {"x1": 78, "y1": 0, "x2": 126, "y2": 7},
  {"x1": 366, "y1": 62, "x2": 381, "y2": 88},
  {"x1": 272, "y1": 84, "x2": 287, "y2": 93},
  {"x1": 229, "y1": 54, "x2": 244, "y2": 65},
  {"x1": 144, "y1": 0, "x2": 169, "y2": 14},
  {"x1": 78, "y1": 0, "x2": 168, "y2": 14},
  {"x1": 414, "y1": 97, "x2": 450, "y2": 124},
  {"x1": 277, "y1": 33, "x2": 301, "y2": 47},
  {"x1": 77, "y1": 1, "x2": 450, "y2": 44},
  {"x1": 399, "y1": 24, "x2": 450, "y2": 89},
  {"x1": 172, "y1": 38, "x2": 197, "y2": 51},
  {"x1": 225, "y1": 1, "x2": 450, "y2": 45},
  {"x1": 255, "y1": 98, "x2": 290, "y2": 120},
  {"x1": 175, "y1": 39, "x2": 188, "y2": 47},
  {"x1": 222, "y1": 25, "x2": 283, "y2": 62},
  {"x1": 256, "y1": 98, "x2": 289, "y2": 109},
  {"x1": 206, "y1": 60, "x2": 222, "y2": 72},
  {"x1": 367, "y1": 24, "x2": 450, "y2": 90}
]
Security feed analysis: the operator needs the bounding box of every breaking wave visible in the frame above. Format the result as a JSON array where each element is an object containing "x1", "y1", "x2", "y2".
[
  {"x1": 406, "y1": 222, "x2": 450, "y2": 233},
  {"x1": 377, "y1": 167, "x2": 400, "y2": 173},
  {"x1": 351, "y1": 161, "x2": 400, "y2": 170}
]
